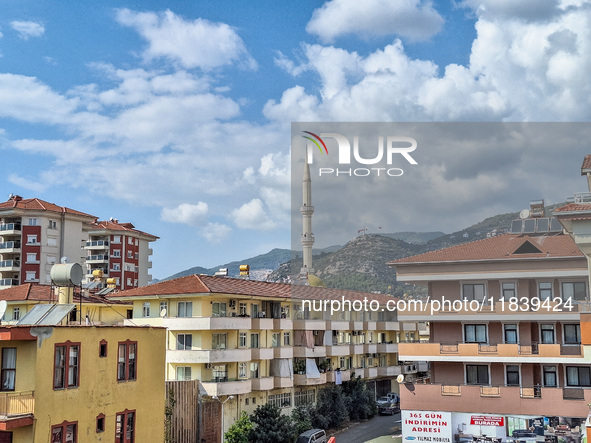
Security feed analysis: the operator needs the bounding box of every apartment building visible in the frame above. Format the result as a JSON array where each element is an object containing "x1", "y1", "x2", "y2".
[
  {"x1": 0, "y1": 324, "x2": 165, "y2": 442},
  {"x1": 107, "y1": 274, "x2": 421, "y2": 436},
  {"x1": 390, "y1": 225, "x2": 590, "y2": 443},
  {"x1": 0, "y1": 195, "x2": 157, "y2": 291}
]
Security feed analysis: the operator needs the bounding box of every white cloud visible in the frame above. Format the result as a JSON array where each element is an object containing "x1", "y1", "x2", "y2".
[
  {"x1": 115, "y1": 9, "x2": 256, "y2": 70},
  {"x1": 306, "y1": 0, "x2": 444, "y2": 43},
  {"x1": 7, "y1": 173, "x2": 46, "y2": 192},
  {"x1": 10, "y1": 21, "x2": 45, "y2": 40},
  {"x1": 200, "y1": 222, "x2": 231, "y2": 243},
  {"x1": 231, "y1": 199, "x2": 277, "y2": 230},
  {"x1": 161, "y1": 202, "x2": 209, "y2": 226}
]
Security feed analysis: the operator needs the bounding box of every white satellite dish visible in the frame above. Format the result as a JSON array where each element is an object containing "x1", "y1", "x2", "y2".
[
  {"x1": 160, "y1": 308, "x2": 167, "y2": 318},
  {"x1": 396, "y1": 374, "x2": 405, "y2": 383},
  {"x1": 0, "y1": 300, "x2": 7, "y2": 320},
  {"x1": 519, "y1": 209, "x2": 530, "y2": 219},
  {"x1": 60, "y1": 257, "x2": 70, "y2": 264}
]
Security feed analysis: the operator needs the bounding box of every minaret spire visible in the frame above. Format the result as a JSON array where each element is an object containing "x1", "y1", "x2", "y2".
[{"x1": 301, "y1": 153, "x2": 314, "y2": 275}]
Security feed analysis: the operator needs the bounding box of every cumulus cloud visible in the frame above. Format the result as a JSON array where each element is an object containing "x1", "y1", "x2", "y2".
[
  {"x1": 116, "y1": 9, "x2": 256, "y2": 70},
  {"x1": 306, "y1": 0, "x2": 444, "y2": 42},
  {"x1": 161, "y1": 202, "x2": 209, "y2": 226},
  {"x1": 200, "y1": 222, "x2": 231, "y2": 243},
  {"x1": 231, "y1": 199, "x2": 277, "y2": 230},
  {"x1": 10, "y1": 21, "x2": 45, "y2": 40},
  {"x1": 7, "y1": 173, "x2": 46, "y2": 192}
]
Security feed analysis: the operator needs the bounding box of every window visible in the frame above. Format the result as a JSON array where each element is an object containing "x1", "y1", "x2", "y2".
[
  {"x1": 212, "y1": 365, "x2": 227, "y2": 382},
  {"x1": 177, "y1": 334, "x2": 192, "y2": 350},
  {"x1": 251, "y1": 333, "x2": 260, "y2": 349},
  {"x1": 250, "y1": 362, "x2": 259, "y2": 378},
  {"x1": 117, "y1": 341, "x2": 137, "y2": 382},
  {"x1": 47, "y1": 255, "x2": 56, "y2": 264},
  {"x1": 239, "y1": 332, "x2": 247, "y2": 348},
  {"x1": 239, "y1": 362, "x2": 247, "y2": 378},
  {"x1": 26, "y1": 253, "x2": 37, "y2": 263},
  {"x1": 28, "y1": 218, "x2": 37, "y2": 226},
  {"x1": 51, "y1": 421, "x2": 77, "y2": 443},
  {"x1": 466, "y1": 364, "x2": 489, "y2": 385},
  {"x1": 27, "y1": 234, "x2": 38, "y2": 244},
  {"x1": 115, "y1": 410, "x2": 135, "y2": 443},
  {"x1": 506, "y1": 365, "x2": 520, "y2": 386},
  {"x1": 564, "y1": 324, "x2": 581, "y2": 344},
  {"x1": 566, "y1": 366, "x2": 591, "y2": 387},
  {"x1": 47, "y1": 237, "x2": 57, "y2": 246},
  {"x1": 464, "y1": 324, "x2": 487, "y2": 343},
  {"x1": 178, "y1": 301, "x2": 192, "y2": 318},
  {"x1": 562, "y1": 282, "x2": 587, "y2": 301},
  {"x1": 272, "y1": 333, "x2": 280, "y2": 348},
  {"x1": 25, "y1": 271, "x2": 37, "y2": 282},
  {"x1": 142, "y1": 302, "x2": 150, "y2": 317},
  {"x1": 96, "y1": 414, "x2": 105, "y2": 433},
  {"x1": 251, "y1": 303, "x2": 259, "y2": 318},
  {"x1": 128, "y1": 237, "x2": 133, "y2": 245},
  {"x1": 113, "y1": 235, "x2": 121, "y2": 244},
  {"x1": 283, "y1": 332, "x2": 291, "y2": 346},
  {"x1": 12, "y1": 307, "x2": 20, "y2": 321},
  {"x1": 538, "y1": 282, "x2": 553, "y2": 300},
  {"x1": 462, "y1": 283, "x2": 485, "y2": 302},
  {"x1": 48, "y1": 220, "x2": 57, "y2": 229},
  {"x1": 127, "y1": 251, "x2": 133, "y2": 259},
  {"x1": 504, "y1": 324, "x2": 518, "y2": 344},
  {"x1": 541, "y1": 324, "x2": 555, "y2": 344},
  {"x1": 176, "y1": 367, "x2": 192, "y2": 381},
  {"x1": 212, "y1": 302, "x2": 227, "y2": 318},
  {"x1": 294, "y1": 390, "x2": 315, "y2": 407},
  {"x1": 212, "y1": 334, "x2": 227, "y2": 350},
  {"x1": 1, "y1": 348, "x2": 16, "y2": 391},
  {"x1": 268, "y1": 392, "x2": 291, "y2": 408},
  {"x1": 158, "y1": 302, "x2": 167, "y2": 317},
  {"x1": 54, "y1": 342, "x2": 80, "y2": 389},
  {"x1": 239, "y1": 302, "x2": 247, "y2": 316},
  {"x1": 113, "y1": 249, "x2": 121, "y2": 257},
  {"x1": 543, "y1": 366, "x2": 557, "y2": 387},
  {"x1": 99, "y1": 340, "x2": 108, "y2": 358},
  {"x1": 113, "y1": 263, "x2": 121, "y2": 271}
]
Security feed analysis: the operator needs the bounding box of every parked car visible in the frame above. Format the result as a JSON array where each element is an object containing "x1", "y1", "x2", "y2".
[
  {"x1": 376, "y1": 396, "x2": 391, "y2": 406},
  {"x1": 378, "y1": 401, "x2": 400, "y2": 415},
  {"x1": 296, "y1": 429, "x2": 328, "y2": 443},
  {"x1": 376, "y1": 393, "x2": 400, "y2": 406}
]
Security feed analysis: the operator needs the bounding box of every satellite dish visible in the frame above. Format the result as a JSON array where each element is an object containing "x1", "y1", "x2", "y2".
[
  {"x1": 7, "y1": 193, "x2": 13, "y2": 200},
  {"x1": 519, "y1": 209, "x2": 530, "y2": 219},
  {"x1": 160, "y1": 308, "x2": 167, "y2": 318},
  {"x1": 396, "y1": 374, "x2": 405, "y2": 383},
  {"x1": 0, "y1": 300, "x2": 7, "y2": 320},
  {"x1": 60, "y1": 257, "x2": 70, "y2": 264}
]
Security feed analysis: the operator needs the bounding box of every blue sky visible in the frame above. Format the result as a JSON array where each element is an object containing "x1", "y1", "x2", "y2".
[{"x1": 1, "y1": 1, "x2": 590, "y2": 279}]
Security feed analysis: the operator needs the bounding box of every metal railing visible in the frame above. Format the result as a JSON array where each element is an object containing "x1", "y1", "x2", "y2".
[
  {"x1": 0, "y1": 279, "x2": 19, "y2": 286},
  {"x1": 87, "y1": 254, "x2": 108, "y2": 261},
  {"x1": 0, "y1": 223, "x2": 21, "y2": 231},
  {"x1": 0, "y1": 241, "x2": 20, "y2": 249},
  {"x1": 0, "y1": 260, "x2": 20, "y2": 268},
  {"x1": 0, "y1": 391, "x2": 34, "y2": 416},
  {"x1": 85, "y1": 240, "x2": 109, "y2": 247},
  {"x1": 520, "y1": 386, "x2": 542, "y2": 399}
]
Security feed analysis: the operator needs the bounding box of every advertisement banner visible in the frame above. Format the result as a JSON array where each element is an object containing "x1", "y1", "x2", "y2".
[
  {"x1": 402, "y1": 410, "x2": 453, "y2": 443},
  {"x1": 470, "y1": 416, "x2": 504, "y2": 427}
]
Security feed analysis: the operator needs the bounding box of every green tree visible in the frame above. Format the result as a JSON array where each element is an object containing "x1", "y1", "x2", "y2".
[
  {"x1": 291, "y1": 405, "x2": 314, "y2": 438},
  {"x1": 225, "y1": 411, "x2": 252, "y2": 443},
  {"x1": 249, "y1": 403, "x2": 293, "y2": 443},
  {"x1": 342, "y1": 375, "x2": 377, "y2": 421},
  {"x1": 313, "y1": 385, "x2": 348, "y2": 430}
]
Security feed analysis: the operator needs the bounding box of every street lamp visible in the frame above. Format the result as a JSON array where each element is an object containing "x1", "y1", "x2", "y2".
[{"x1": 212, "y1": 395, "x2": 234, "y2": 443}]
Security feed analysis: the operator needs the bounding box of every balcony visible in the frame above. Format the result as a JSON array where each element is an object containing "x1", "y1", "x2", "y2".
[
  {"x1": 86, "y1": 254, "x2": 109, "y2": 263},
  {"x1": 0, "y1": 391, "x2": 35, "y2": 429},
  {"x1": 273, "y1": 318, "x2": 293, "y2": 330},
  {"x1": 0, "y1": 223, "x2": 21, "y2": 235},
  {"x1": 273, "y1": 347, "x2": 293, "y2": 359},
  {"x1": 363, "y1": 367, "x2": 378, "y2": 378},
  {"x1": 326, "y1": 344, "x2": 350, "y2": 357},
  {"x1": 327, "y1": 369, "x2": 352, "y2": 383},
  {"x1": 377, "y1": 365, "x2": 402, "y2": 377},
  {"x1": 251, "y1": 318, "x2": 274, "y2": 330},
  {"x1": 166, "y1": 348, "x2": 251, "y2": 364},
  {"x1": 400, "y1": 383, "x2": 591, "y2": 417},
  {"x1": 364, "y1": 343, "x2": 377, "y2": 354},
  {"x1": 294, "y1": 373, "x2": 327, "y2": 386},
  {"x1": 0, "y1": 279, "x2": 19, "y2": 287},
  {"x1": 294, "y1": 346, "x2": 326, "y2": 358},
  {"x1": 133, "y1": 316, "x2": 253, "y2": 330},
  {"x1": 293, "y1": 319, "x2": 327, "y2": 330},
  {"x1": 201, "y1": 379, "x2": 252, "y2": 396},
  {"x1": 84, "y1": 240, "x2": 109, "y2": 249},
  {"x1": 273, "y1": 376, "x2": 294, "y2": 388},
  {"x1": 251, "y1": 377, "x2": 274, "y2": 391},
  {"x1": 0, "y1": 241, "x2": 20, "y2": 253},
  {"x1": 376, "y1": 321, "x2": 400, "y2": 331},
  {"x1": 251, "y1": 348, "x2": 274, "y2": 360},
  {"x1": 349, "y1": 344, "x2": 364, "y2": 354},
  {"x1": 377, "y1": 343, "x2": 397, "y2": 353},
  {"x1": 0, "y1": 260, "x2": 20, "y2": 272}
]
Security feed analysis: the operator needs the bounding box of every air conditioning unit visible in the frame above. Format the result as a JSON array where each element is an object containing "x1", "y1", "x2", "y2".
[{"x1": 205, "y1": 363, "x2": 213, "y2": 369}]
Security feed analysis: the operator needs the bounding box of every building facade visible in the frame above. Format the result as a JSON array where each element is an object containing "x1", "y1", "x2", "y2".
[
  {"x1": 390, "y1": 229, "x2": 591, "y2": 443},
  {"x1": 0, "y1": 196, "x2": 157, "y2": 291},
  {"x1": 0, "y1": 324, "x2": 165, "y2": 443},
  {"x1": 108, "y1": 274, "x2": 421, "y2": 436}
]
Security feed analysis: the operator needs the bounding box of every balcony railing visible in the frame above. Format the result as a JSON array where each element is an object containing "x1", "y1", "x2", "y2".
[
  {"x1": 0, "y1": 260, "x2": 20, "y2": 268},
  {"x1": 87, "y1": 254, "x2": 109, "y2": 261},
  {"x1": 0, "y1": 241, "x2": 21, "y2": 250},
  {"x1": 563, "y1": 387, "x2": 585, "y2": 400},
  {"x1": 0, "y1": 279, "x2": 19, "y2": 287},
  {"x1": 85, "y1": 240, "x2": 109, "y2": 247},
  {"x1": 441, "y1": 385, "x2": 461, "y2": 396},
  {"x1": 520, "y1": 386, "x2": 542, "y2": 399},
  {"x1": 0, "y1": 391, "x2": 34, "y2": 416},
  {"x1": 480, "y1": 386, "x2": 501, "y2": 397},
  {"x1": 0, "y1": 223, "x2": 21, "y2": 232}
]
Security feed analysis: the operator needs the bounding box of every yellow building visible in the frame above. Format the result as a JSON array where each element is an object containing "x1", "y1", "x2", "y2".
[
  {"x1": 109, "y1": 274, "x2": 421, "y2": 437},
  {"x1": 0, "y1": 324, "x2": 165, "y2": 442}
]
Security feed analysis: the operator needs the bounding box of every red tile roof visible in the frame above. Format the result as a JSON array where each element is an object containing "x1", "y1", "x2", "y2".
[
  {"x1": 581, "y1": 155, "x2": 591, "y2": 173},
  {"x1": 88, "y1": 220, "x2": 158, "y2": 239},
  {"x1": 0, "y1": 197, "x2": 95, "y2": 218},
  {"x1": 109, "y1": 274, "x2": 396, "y2": 303},
  {"x1": 0, "y1": 283, "x2": 130, "y2": 305},
  {"x1": 389, "y1": 233, "x2": 583, "y2": 265},
  {"x1": 554, "y1": 203, "x2": 591, "y2": 213}
]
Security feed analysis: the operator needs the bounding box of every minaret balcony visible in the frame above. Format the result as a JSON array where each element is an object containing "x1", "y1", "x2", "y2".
[
  {"x1": 300, "y1": 205, "x2": 314, "y2": 214},
  {"x1": 301, "y1": 234, "x2": 315, "y2": 243}
]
